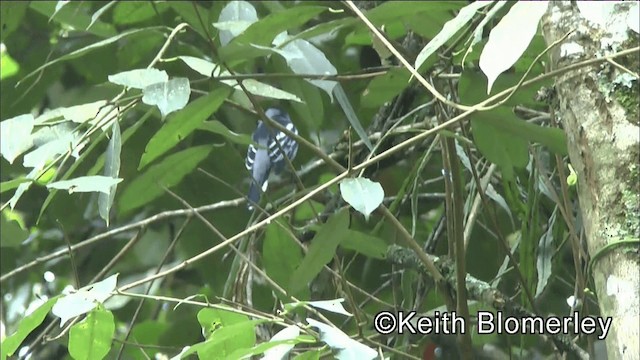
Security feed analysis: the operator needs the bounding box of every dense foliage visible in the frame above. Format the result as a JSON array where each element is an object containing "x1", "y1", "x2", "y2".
[{"x1": 2, "y1": 1, "x2": 637, "y2": 359}]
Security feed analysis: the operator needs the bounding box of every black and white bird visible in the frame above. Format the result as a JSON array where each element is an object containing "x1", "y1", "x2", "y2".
[{"x1": 245, "y1": 108, "x2": 298, "y2": 209}]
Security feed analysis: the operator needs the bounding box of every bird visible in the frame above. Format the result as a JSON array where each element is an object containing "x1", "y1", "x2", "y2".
[{"x1": 245, "y1": 108, "x2": 299, "y2": 210}]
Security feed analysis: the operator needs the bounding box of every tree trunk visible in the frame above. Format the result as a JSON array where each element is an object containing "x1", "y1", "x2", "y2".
[{"x1": 542, "y1": 2, "x2": 639, "y2": 359}]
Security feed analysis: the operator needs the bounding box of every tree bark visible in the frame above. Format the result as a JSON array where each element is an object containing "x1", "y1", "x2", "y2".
[{"x1": 542, "y1": 2, "x2": 640, "y2": 359}]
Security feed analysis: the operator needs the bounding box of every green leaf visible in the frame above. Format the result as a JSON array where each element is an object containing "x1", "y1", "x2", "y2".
[
  {"x1": 0, "y1": 2, "x2": 29, "y2": 42},
  {"x1": 112, "y1": 1, "x2": 169, "y2": 25},
  {"x1": 52, "y1": 274, "x2": 118, "y2": 327},
  {"x1": 360, "y1": 68, "x2": 411, "y2": 108},
  {"x1": 98, "y1": 120, "x2": 121, "y2": 226},
  {"x1": 198, "y1": 120, "x2": 252, "y2": 146},
  {"x1": 0, "y1": 178, "x2": 32, "y2": 194},
  {"x1": 289, "y1": 210, "x2": 350, "y2": 294},
  {"x1": 340, "y1": 177, "x2": 385, "y2": 220},
  {"x1": 479, "y1": 115, "x2": 567, "y2": 156},
  {"x1": 141, "y1": 77, "x2": 191, "y2": 119},
  {"x1": 340, "y1": 231, "x2": 387, "y2": 259},
  {"x1": 19, "y1": 26, "x2": 165, "y2": 86},
  {"x1": 108, "y1": 68, "x2": 168, "y2": 89},
  {"x1": 263, "y1": 221, "x2": 305, "y2": 298},
  {"x1": 414, "y1": 1, "x2": 491, "y2": 70},
  {"x1": 218, "y1": 5, "x2": 328, "y2": 61},
  {"x1": 119, "y1": 145, "x2": 212, "y2": 215},
  {"x1": 0, "y1": 114, "x2": 35, "y2": 164},
  {"x1": 29, "y1": 1, "x2": 117, "y2": 38},
  {"x1": 193, "y1": 308, "x2": 260, "y2": 359},
  {"x1": 0, "y1": 50, "x2": 20, "y2": 80},
  {"x1": 1, "y1": 297, "x2": 57, "y2": 359},
  {"x1": 216, "y1": 0, "x2": 258, "y2": 46},
  {"x1": 334, "y1": 84, "x2": 374, "y2": 152},
  {"x1": 139, "y1": 87, "x2": 229, "y2": 169},
  {"x1": 1, "y1": 210, "x2": 29, "y2": 248},
  {"x1": 46, "y1": 176, "x2": 123, "y2": 195},
  {"x1": 471, "y1": 111, "x2": 529, "y2": 181},
  {"x1": 68, "y1": 308, "x2": 115, "y2": 360}
]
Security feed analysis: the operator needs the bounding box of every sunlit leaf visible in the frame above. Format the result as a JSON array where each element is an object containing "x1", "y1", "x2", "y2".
[
  {"x1": 47, "y1": 176, "x2": 123, "y2": 195},
  {"x1": 52, "y1": 274, "x2": 118, "y2": 327},
  {"x1": 108, "y1": 68, "x2": 168, "y2": 89},
  {"x1": 415, "y1": 1, "x2": 491, "y2": 70},
  {"x1": 142, "y1": 77, "x2": 191, "y2": 118},
  {"x1": 216, "y1": 0, "x2": 258, "y2": 46},
  {"x1": 68, "y1": 308, "x2": 115, "y2": 360},
  {"x1": 289, "y1": 210, "x2": 350, "y2": 294},
  {"x1": 480, "y1": 1, "x2": 548, "y2": 93},
  {"x1": 340, "y1": 177, "x2": 384, "y2": 220},
  {"x1": 118, "y1": 145, "x2": 212, "y2": 215},
  {"x1": 0, "y1": 297, "x2": 57, "y2": 359},
  {"x1": 139, "y1": 86, "x2": 229, "y2": 169},
  {"x1": 0, "y1": 114, "x2": 34, "y2": 164}
]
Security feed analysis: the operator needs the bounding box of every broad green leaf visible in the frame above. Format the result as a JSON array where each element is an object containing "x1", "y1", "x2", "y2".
[
  {"x1": 193, "y1": 308, "x2": 259, "y2": 359},
  {"x1": 112, "y1": 1, "x2": 169, "y2": 25},
  {"x1": 471, "y1": 113, "x2": 528, "y2": 181},
  {"x1": 19, "y1": 27, "x2": 165, "y2": 86},
  {"x1": 0, "y1": 49, "x2": 20, "y2": 79},
  {"x1": 52, "y1": 274, "x2": 118, "y2": 327},
  {"x1": 415, "y1": 1, "x2": 491, "y2": 70},
  {"x1": 263, "y1": 221, "x2": 305, "y2": 298},
  {"x1": 46, "y1": 176, "x2": 123, "y2": 195},
  {"x1": 480, "y1": 2, "x2": 548, "y2": 93},
  {"x1": 271, "y1": 37, "x2": 337, "y2": 100},
  {"x1": 59, "y1": 101, "x2": 108, "y2": 124},
  {"x1": 118, "y1": 145, "x2": 212, "y2": 215},
  {"x1": 180, "y1": 320, "x2": 263, "y2": 359},
  {"x1": 0, "y1": 178, "x2": 32, "y2": 194},
  {"x1": 234, "y1": 6, "x2": 326, "y2": 46},
  {"x1": 179, "y1": 57, "x2": 302, "y2": 102},
  {"x1": 340, "y1": 231, "x2": 387, "y2": 259},
  {"x1": 108, "y1": 68, "x2": 168, "y2": 89},
  {"x1": 340, "y1": 177, "x2": 384, "y2": 220},
  {"x1": 306, "y1": 318, "x2": 377, "y2": 360},
  {"x1": 289, "y1": 210, "x2": 350, "y2": 294},
  {"x1": 0, "y1": 114, "x2": 34, "y2": 164},
  {"x1": 0, "y1": 2, "x2": 29, "y2": 42},
  {"x1": 98, "y1": 121, "x2": 121, "y2": 226},
  {"x1": 241, "y1": 79, "x2": 303, "y2": 102},
  {"x1": 1, "y1": 297, "x2": 57, "y2": 359},
  {"x1": 139, "y1": 87, "x2": 229, "y2": 169},
  {"x1": 479, "y1": 115, "x2": 567, "y2": 156},
  {"x1": 360, "y1": 68, "x2": 410, "y2": 108},
  {"x1": 23, "y1": 125, "x2": 79, "y2": 169},
  {"x1": 198, "y1": 120, "x2": 252, "y2": 145},
  {"x1": 0, "y1": 210, "x2": 29, "y2": 248},
  {"x1": 218, "y1": 5, "x2": 327, "y2": 61},
  {"x1": 216, "y1": 0, "x2": 258, "y2": 46},
  {"x1": 29, "y1": 1, "x2": 117, "y2": 38},
  {"x1": 197, "y1": 307, "x2": 251, "y2": 338},
  {"x1": 142, "y1": 77, "x2": 191, "y2": 118},
  {"x1": 68, "y1": 308, "x2": 115, "y2": 360}
]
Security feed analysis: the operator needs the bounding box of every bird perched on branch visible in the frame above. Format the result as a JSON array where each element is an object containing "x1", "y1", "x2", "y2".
[{"x1": 245, "y1": 108, "x2": 298, "y2": 210}]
